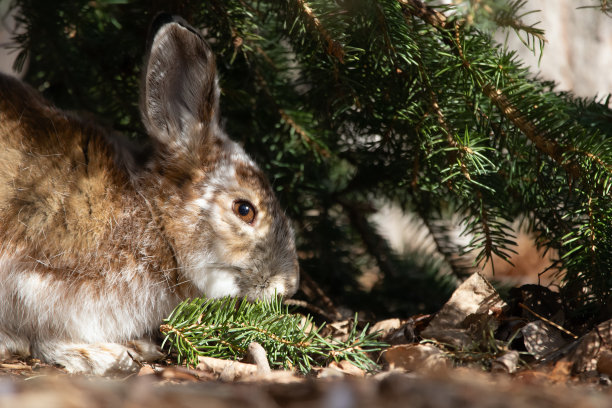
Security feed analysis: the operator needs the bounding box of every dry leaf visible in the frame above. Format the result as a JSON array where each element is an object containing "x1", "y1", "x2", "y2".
[
  {"x1": 328, "y1": 361, "x2": 366, "y2": 377},
  {"x1": 321, "y1": 319, "x2": 352, "y2": 343},
  {"x1": 421, "y1": 272, "x2": 507, "y2": 348},
  {"x1": 510, "y1": 285, "x2": 563, "y2": 322},
  {"x1": 521, "y1": 320, "x2": 568, "y2": 360},
  {"x1": 513, "y1": 369, "x2": 551, "y2": 385},
  {"x1": 137, "y1": 365, "x2": 155, "y2": 376},
  {"x1": 570, "y1": 319, "x2": 612, "y2": 375},
  {"x1": 159, "y1": 366, "x2": 201, "y2": 382},
  {"x1": 369, "y1": 318, "x2": 402, "y2": 338},
  {"x1": 596, "y1": 349, "x2": 612, "y2": 377},
  {"x1": 238, "y1": 370, "x2": 302, "y2": 384},
  {"x1": 315, "y1": 366, "x2": 347, "y2": 379},
  {"x1": 382, "y1": 344, "x2": 449, "y2": 373}
]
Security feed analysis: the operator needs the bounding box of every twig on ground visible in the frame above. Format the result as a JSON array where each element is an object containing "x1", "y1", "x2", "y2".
[{"x1": 247, "y1": 342, "x2": 271, "y2": 374}]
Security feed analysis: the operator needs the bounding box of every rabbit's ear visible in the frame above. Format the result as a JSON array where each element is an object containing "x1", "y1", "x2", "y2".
[{"x1": 141, "y1": 14, "x2": 220, "y2": 154}]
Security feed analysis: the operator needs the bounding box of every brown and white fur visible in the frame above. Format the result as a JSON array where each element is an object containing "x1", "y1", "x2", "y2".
[{"x1": 0, "y1": 14, "x2": 299, "y2": 374}]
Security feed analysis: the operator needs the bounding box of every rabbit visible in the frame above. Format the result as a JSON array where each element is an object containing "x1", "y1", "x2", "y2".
[{"x1": 0, "y1": 14, "x2": 299, "y2": 375}]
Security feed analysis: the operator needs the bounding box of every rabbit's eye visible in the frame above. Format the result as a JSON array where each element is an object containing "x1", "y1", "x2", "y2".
[{"x1": 233, "y1": 200, "x2": 256, "y2": 224}]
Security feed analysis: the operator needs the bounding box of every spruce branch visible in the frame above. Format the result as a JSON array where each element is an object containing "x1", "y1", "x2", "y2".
[
  {"x1": 492, "y1": 0, "x2": 546, "y2": 56},
  {"x1": 448, "y1": 21, "x2": 612, "y2": 191},
  {"x1": 577, "y1": 0, "x2": 612, "y2": 17},
  {"x1": 401, "y1": 2, "x2": 607, "y2": 190},
  {"x1": 161, "y1": 296, "x2": 383, "y2": 373},
  {"x1": 292, "y1": 0, "x2": 345, "y2": 62},
  {"x1": 279, "y1": 108, "x2": 331, "y2": 158},
  {"x1": 397, "y1": 0, "x2": 447, "y2": 29}
]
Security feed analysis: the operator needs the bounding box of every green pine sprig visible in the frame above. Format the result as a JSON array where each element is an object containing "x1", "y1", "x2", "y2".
[{"x1": 160, "y1": 296, "x2": 384, "y2": 373}]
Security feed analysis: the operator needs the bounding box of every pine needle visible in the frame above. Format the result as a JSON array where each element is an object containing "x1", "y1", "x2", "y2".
[{"x1": 161, "y1": 296, "x2": 384, "y2": 373}]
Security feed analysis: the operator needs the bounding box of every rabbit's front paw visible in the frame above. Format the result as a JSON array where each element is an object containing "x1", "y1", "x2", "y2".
[{"x1": 35, "y1": 340, "x2": 163, "y2": 375}]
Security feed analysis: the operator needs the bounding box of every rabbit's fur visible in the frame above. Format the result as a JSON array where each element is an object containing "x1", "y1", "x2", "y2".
[{"x1": 0, "y1": 15, "x2": 299, "y2": 374}]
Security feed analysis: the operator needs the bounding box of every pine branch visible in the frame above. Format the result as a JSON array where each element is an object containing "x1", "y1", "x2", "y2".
[
  {"x1": 577, "y1": 0, "x2": 612, "y2": 17},
  {"x1": 161, "y1": 296, "x2": 383, "y2": 373},
  {"x1": 291, "y1": 0, "x2": 345, "y2": 62},
  {"x1": 397, "y1": 0, "x2": 447, "y2": 29}
]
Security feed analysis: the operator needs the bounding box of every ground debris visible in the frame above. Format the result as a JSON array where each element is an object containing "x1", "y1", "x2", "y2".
[
  {"x1": 4, "y1": 275, "x2": 612, "y2": 405},
  {"x1": 382, "y1": 343, "x2": 449, "y2": 372},
  {"x1": 571, "y1": 319, "x2": 612, "y2": 376},
  {"x1": 420, "y1": 272, "x2": 507, "y2": 348},
  {"x1": 491, "y1": 351, "x2": 520, "y2": 374}
]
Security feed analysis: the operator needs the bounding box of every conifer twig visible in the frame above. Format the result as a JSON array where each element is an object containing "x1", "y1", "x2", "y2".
[
  {"x1": 161, "y1": 296, "x2": 383, "y2": 373},
  {"x1": 279, "y1": 109, "x2": 331, "y2": 158},
  {"x1": 247, "y1": 342, "x2": 271, "y2": 374},
  {"x1": 397, "y1": 0, "x2": 447, "y2": 29},
  {"x1": 293, "y1": 0, "x2": 345, "y2": 62},
  {"x1": 518, "y1": 302, "x2": 578, "y2": 339}
]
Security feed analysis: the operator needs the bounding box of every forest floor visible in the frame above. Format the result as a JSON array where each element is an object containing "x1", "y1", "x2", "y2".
[{"x1": 2, "y1": 272, "x2": 612, "y2": 408}]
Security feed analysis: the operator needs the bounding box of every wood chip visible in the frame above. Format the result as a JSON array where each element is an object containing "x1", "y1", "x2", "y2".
[
  {"x1": 0, "y1": 363, "x2": 32, "y2": 371},
  {"x1": 247, "y1": 342, "x2": 271, "y2": 375},
  {"x1": 196, "y1": 356, "x2": 258, "y2": 381},
  {"x1": 491, "y1": 351, "x2": 519, "y2": 374}
]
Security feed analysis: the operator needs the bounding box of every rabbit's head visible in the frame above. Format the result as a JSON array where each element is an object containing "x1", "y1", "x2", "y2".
[{"x1": 138, "y1": 15, "x2": 299, "y2": 300}]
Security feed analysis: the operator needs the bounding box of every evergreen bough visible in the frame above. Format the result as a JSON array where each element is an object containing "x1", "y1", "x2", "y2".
[{"x1": 160, "y1": 296, "x2": 382, "y2": 373}]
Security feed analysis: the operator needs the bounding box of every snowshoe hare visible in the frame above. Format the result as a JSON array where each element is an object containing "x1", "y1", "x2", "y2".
[{"x1": 0, "y1": 14, "x2": 299, "y2": 374}]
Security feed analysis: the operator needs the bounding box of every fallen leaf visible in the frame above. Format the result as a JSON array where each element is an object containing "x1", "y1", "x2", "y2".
[
  {"x1": 137, "y1": 365, "x2": 155, "y2": 376},
  {"x1": 238, "y1": 370, "x2": 303, "y2": 384},
  {"x1": 421, "y1": 272, "x2": 507, "y2": 348},
  {"x1": 382, "y1": 344, "x2": 449, "y2": 373},
  {"x1": 369, "y1": 318, "x2": 402, "y2": 338},
  {"x1": 328, "y1": 361, "x2": 365, "y2": 377},
  {"x1": 596, "y1": 349, "x2": 612, "y2": 377},
  {"x1": 513, "y1": 369, "x2": 550, "y2": 385},
  {"x1": 509, "y1": 285, "x2": 563, "y2": 322},
  {"x1": 315, "y1": 366, "x2": 346, "y2": 379},
  {"x1": 570, "y1": 319, "x2": 612, "y2": 375},
  {"x1": 521, "y1": 320, "x2": 568, "y2": 360},
  {"x1": 159, "y1": 366, "x2": 202, "y2": 382},
  {"x1": 196, "y1": 356, "x2": 258, "y2": 381}
]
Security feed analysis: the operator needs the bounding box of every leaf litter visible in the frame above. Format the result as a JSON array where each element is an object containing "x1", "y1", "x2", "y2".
[{"x1": 3, "y1": 272, "x2": 612, "y2": 406}]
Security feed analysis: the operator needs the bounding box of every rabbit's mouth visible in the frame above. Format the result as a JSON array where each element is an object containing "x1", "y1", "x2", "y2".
[
  {"x1": 184, "y1": 260, "x2": 293, "y2": 301},
  {"x1": 181, "y1": 261, "x2": 242, "y2": 299}
]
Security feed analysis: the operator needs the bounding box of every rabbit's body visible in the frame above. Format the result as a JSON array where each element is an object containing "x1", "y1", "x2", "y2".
[{"x1": 0, "y1": 15, "x2": 298, "y2": 374}]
